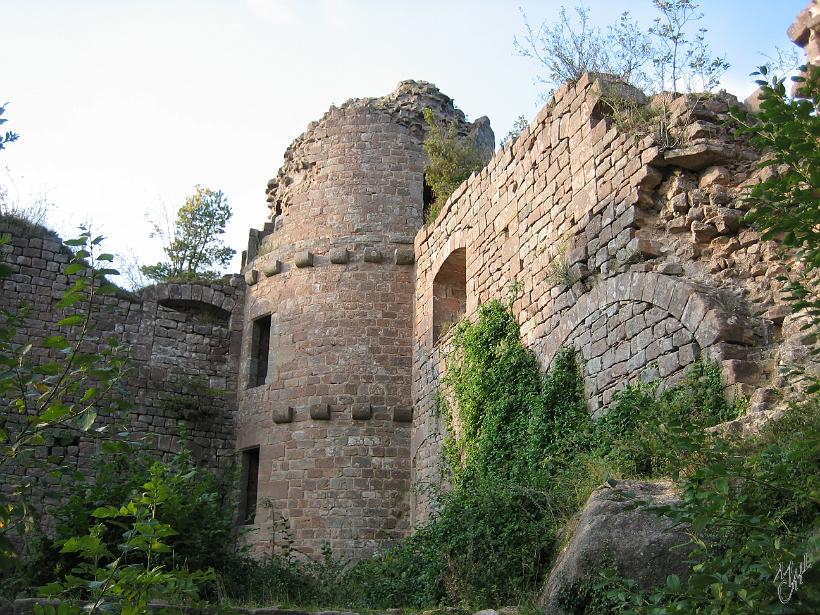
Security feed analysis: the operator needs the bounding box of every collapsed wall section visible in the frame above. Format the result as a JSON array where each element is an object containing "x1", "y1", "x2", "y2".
[
  {"x1": 0, "y1": 217, "x2": 242, "y2": 528},
  {"x1": 412, "y1": 74, "x2": 810, "y2": 523}
]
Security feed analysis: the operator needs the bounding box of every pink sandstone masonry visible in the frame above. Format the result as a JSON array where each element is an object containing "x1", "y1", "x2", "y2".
[
  {"x1": 236, "y1": 82, "x2": 493, "y2": 559},
  {"x1": 2, "y1": 2, "x2": 818, "y2": 560}
]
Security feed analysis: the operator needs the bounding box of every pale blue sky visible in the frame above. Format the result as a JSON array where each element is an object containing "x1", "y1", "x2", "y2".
[{"x1": 0, "y1": 0, "x2": 807, "y2": 280}]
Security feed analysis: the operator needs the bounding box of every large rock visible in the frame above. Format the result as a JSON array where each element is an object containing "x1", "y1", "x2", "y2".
[{"x1": 539, "y1": 480, "x2": 691, "y2": 614}]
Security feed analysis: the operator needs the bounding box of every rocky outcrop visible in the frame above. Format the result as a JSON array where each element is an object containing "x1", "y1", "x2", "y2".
[{"x1": 539, "y1": 480, "x2": 691, "y2": 614}]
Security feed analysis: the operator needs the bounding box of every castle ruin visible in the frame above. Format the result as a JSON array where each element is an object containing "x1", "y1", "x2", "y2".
[{"x1": 2, "y1": 2, "x2": 818, "y2": 562}]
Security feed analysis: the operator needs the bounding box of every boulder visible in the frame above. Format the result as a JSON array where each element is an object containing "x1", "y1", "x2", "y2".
[{"x1": 539, "y1": 480, "x2": 691, "y2": 615}]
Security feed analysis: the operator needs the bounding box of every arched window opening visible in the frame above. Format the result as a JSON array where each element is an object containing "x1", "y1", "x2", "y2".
[{"x1": 433, "y1": 248, "x2": 467, "y2": 344}]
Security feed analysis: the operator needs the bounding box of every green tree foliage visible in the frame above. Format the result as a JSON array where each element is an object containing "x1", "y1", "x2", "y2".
[
  {"x1": 648, "y1": 0, "x2": 730, "y2": 93},
  {"x1": 515, "y1": 1, "x2": 729, "y2": 97},
  {"x1": 0, "y1": 229, "x2": 127, "y2": 572},
  {"x1": 422, "y1": 108, "x2": 485, "y2": 224},
  {"x1": 730, "y1": 65, "x2": 820, "y2": 361},
  {"x1": 141, "y1": 186, "x2": 235, "y2": 282},
  {"x1": 303, "y1": 301, "x2": 738, "y2": 610},
  {"x1": 0, "y1": 103, "x2": 20, "y2": 152}
]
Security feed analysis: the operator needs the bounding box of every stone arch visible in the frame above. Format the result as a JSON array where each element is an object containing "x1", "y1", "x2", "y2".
[
  {"x1": 534, "y1": 272, "x2": 752, "y2": 414},
  {"x1": 145, "y1": 282, "x2": 235, "y2": 324},
  {"x1": 433, "y1": 247, "x2": 467, "y2": 344}
]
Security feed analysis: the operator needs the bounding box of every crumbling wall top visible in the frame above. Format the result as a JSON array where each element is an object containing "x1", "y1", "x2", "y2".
[{"x1": 263, "y1": 80, "x2": 494, "y2": 223}]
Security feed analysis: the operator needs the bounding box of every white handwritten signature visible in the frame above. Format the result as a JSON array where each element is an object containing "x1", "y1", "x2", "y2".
[{"x1": 774, "y1": 552, "x2": 813, "y2": 604}]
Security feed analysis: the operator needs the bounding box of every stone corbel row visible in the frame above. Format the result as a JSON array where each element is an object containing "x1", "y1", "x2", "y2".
[
  {"x1": 245, "y1": 247, "x2": 415, "y2": 286},
  {"x1": 271, "y1": 403, "x2": 413, "y2": 424}
]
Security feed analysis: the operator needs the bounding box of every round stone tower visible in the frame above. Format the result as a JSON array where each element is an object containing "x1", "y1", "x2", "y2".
[{"x1": 237, "y1": 81, "x2": 493, "y2": 559}]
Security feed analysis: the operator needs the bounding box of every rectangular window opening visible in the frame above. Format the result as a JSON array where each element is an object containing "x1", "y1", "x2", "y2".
[
  {"x1": 249, "y1": 315, "x2": 271, "y2": 388},
  {"x1": 238, "y1": 447, "x2": 260, "y2": 525}
]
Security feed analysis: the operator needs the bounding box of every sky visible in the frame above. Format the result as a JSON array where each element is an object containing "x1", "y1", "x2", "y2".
[{"x1": 0, "y1": 0, "x2": 808, "y2": 286}]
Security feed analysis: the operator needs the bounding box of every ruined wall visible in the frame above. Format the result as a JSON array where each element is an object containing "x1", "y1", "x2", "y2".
[
  {"x1": 412, "y1": 74, "x2": 809, "y2": 522},
  {"x1": 0, "y1": 217, "x2": 242, "y2": 524},
  {"x1": 237, "y1": 82, "x2": 493, "y2": 559}
]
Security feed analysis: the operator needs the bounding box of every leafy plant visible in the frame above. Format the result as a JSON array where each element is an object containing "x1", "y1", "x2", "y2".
[
  {"x1": 648, "y1": 0, "x2": 729, "y2": 93},
  {"x1": 629, "y1": 398, "x2": 820, "y2": 613},
  {"x1": 515, "y1": 1, "x2": 729, "y2": 98},
  {"x1": 0, "y1": 228, "x2": 127, "y2": 571},
  {"x1": 141, "y1": 186, "x2": 236, "y2": 282},
  {"x1": 500, "y1": 115, "x2": 530, "y2": 148},
  {"x1": 422, "y1": 108, "x2": 486, "y2": 224},
  {"x1": 0, "y1": 103, "x2": 20, "y2": 151},
  {"x1": 36, "y1": 462, "x2": 215, "y2": 615},
  {"x1": 730, "y1": 64, "x2": 820, "y2": 375}
]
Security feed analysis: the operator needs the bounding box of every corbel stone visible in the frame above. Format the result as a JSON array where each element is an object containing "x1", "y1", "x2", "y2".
[
  {"x1": 244, "y1": 269, "x2": 258, "y2": 286},
  {"x1": 262, "y1": 260, "x2": 282, "y2": 276},
  {"x1": 310, "y1": 403, "x2": 331, "y2": 420},
  {"x1": 393, "y1": 406, "x2": 413, "y2": 423},
  {"x1": 329, "y1": 248, "x2": 349, "y2": 264},
  {"x1": 363, "y1": 247, "x2": 382, "y2": 263},
  {"x1": 295, "y1": 251, "x2": 314, "y2": 268},
  {"x1": 273, "y1": 406, "x2": 294, "y2": 424},
  {"x1": 395, "y1": 248, "x2": 415, "y2": 265},
  {"x1": 352, "y1": 403, "x2": 372, "y2": 420}
]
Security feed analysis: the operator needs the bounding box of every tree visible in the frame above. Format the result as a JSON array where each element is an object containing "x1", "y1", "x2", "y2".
[
  {"x1": 730, "y1": 64, "x2": 820, "y2": 378},
  {"x1": 0, "y1": 228, "x2": 127, "y2": 571},
  {"x1": 648, "y1": 0, "x2": 729, "y2": 93},
  {"x1": 422, "y1": 109, "x2": 486, "y2": 224},
  {"x1": 140, "y1": 186, "x2": 235, "y2": 282},
  {"x1": 0, "y1": 103, "x2": 20, "y2": 152},
  {"x1": 515, "y1": 1, "x2": 728, "y2": 98}
]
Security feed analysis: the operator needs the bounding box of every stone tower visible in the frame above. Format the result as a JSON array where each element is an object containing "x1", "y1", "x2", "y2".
[{"x1": 236, "y1": 81, "x2": 493, "y2": 559}]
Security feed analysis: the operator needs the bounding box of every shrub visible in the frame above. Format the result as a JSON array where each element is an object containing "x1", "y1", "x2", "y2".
[
  {"x1": 26, "y1": 444, "x2": 237, "y2": 600},
  {"x1": 422, "y1": 108, "x2": 485, "y2": 224}
]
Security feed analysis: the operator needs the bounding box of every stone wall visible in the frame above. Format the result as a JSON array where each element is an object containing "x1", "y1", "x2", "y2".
[
  {"x1": 0, "y1": 217, "x2": 243, "y2": 527},
  {"x1": 237, "y1": 82, "x2": 493, "y2": 559},
  {"x1": 411, "y1": 74, "x2": 809, "y2": 522}
]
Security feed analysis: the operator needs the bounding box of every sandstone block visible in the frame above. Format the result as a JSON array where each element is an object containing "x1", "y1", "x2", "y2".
[
  {"x1": 660, "y1": 143, "x2": 733, "y2": 171},
  {"x1": 364, "y1": 248, "x2": 382, "y2": 263},
  {"x1": 352, "y1": 403, "x2": 373, "y2": 420},
  {"x1": 329, "y1": 248, "x2": 349, "y2": 264},
  {"x1": 273, "y1": 407, "x2": 294, "y2": 424},
  {"x1": 690, "y1": 221, "x2": 719, "y2": 243},
  {"x1": 244, "y1": 269, "x2": 258, "y2": 286},
  {"x1": 262, "y1": 260, "x2": 282, "y2": 276},
  {"x1": 395, "y1": 248, "x2": 415, "y2": 265},
  {"x1": 721, "y1": 359, "x2": 760, "y2": 385},
  {"x1": 310, "y1": 404, "x2": 331, "y2": 420},
  {"x1": 295, "y1": 251, "x2": 314, "y2": 268},
  {"x1": 393, "y1": 406, "x2": 413, "y2": 422}
]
